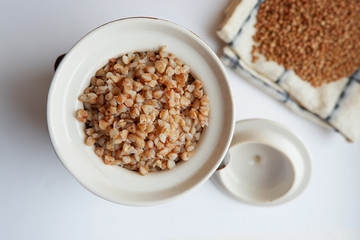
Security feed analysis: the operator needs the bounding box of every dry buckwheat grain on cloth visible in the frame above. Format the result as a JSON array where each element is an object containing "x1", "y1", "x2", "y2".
[{"x1": 217, "y1": 0, "x2": 360, "y2": 142}]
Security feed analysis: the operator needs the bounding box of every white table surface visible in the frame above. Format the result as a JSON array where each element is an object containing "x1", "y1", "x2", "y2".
[{"x1": 1, "y1": 0, "x2": 360, "y2": 239}]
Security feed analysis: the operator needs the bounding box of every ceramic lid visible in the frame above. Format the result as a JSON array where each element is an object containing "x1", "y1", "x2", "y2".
[{"x1": 213, "y1": 119, "x2": 312, "y2": 206}]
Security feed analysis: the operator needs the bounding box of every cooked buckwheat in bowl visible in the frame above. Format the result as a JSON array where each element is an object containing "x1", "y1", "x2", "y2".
[
  {"x1": 76, "y1": 47, "x2": 209, "y2": 176},
  {"x1": 47, "y1": 17, "x2": 234, "y2": 205}
]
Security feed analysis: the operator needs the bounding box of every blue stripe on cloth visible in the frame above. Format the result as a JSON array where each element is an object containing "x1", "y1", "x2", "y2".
[
  {"x1": 222, "y1": 53, "x2": 290, "y2": 103},
  {"x1": 282, "y1": 92, "x2": 290, "y2": 103},
  {"x1": 229, "y1": 0, "x2": 264, "y2": 47},
  {"x1": 230, "y1": 54, "x2": 240, "y2": 68},
  {"x1": 229, "y1": 15, "x2": 251, "y2": 46},
  {"x1": 275, "y1": 70, "x2": 287, "y2": 84},
  {"x1": 291, "y1": 98, "x2": 329, "y2": 121},
  {"x1": 325, "y1": 68, "x2": 360, "y2": 121}
]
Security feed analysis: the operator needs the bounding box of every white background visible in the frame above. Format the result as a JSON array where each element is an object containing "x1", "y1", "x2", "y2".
[{"x1": 1, "y1": 0, "x2": 360, "y2": 239}]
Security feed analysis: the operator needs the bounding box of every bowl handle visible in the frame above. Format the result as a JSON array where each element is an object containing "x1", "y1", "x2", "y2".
[
  {"x1": 216, "y1": 151, "x2": 230, "y2": 171},
  {"x1": 54, "y1": 54, "x2": 66, "y2": 71}
]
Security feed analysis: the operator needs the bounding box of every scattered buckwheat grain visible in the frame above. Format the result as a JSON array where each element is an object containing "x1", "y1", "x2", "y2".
[{"x1": 252, "y1": 0, "x2": 360, "y2": 87}]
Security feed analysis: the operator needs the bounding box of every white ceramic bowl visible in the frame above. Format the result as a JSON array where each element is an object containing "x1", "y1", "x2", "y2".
[{"x1": 47, "y1": 17, "x2": 235, "y2": 206}]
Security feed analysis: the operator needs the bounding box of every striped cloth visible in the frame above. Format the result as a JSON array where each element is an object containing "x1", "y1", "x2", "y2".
[{"x1": 217, "y1": 0, "x2": 360, "y2": 142}]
